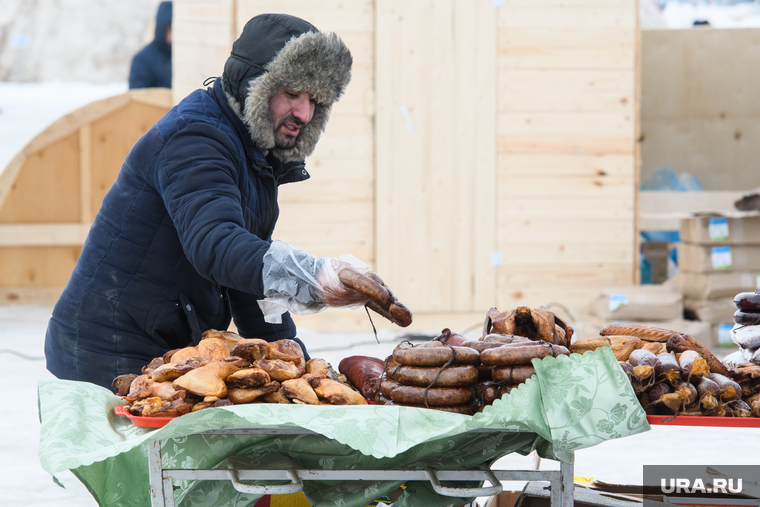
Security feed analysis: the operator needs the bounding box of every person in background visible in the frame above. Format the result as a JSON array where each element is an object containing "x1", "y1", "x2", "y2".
[
  {"x1": 129, "y1": 1, "x2": 172, "y2": 89},
  {"x1": 45, "y1": 13, "x2": 370, "y2": 389}
]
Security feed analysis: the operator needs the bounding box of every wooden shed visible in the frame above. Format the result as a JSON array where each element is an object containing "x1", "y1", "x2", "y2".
[
  {"x1": 176, "y1": 0, "x2": 639, "y2": 332},
  {"x1": 0, "y1": 1, "x2": 640, "y2": 334},
  {"x1": 0, "y1": 89, "x2": 172, "y2": 303}
]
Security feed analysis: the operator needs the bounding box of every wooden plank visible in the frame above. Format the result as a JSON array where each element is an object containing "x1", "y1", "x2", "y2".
[
  {"x1": 498, "y1": 111, "x2": 635, "y2": 154},
  {"x1": 498, "y1": 219, "x2": 635, "y2": 244},
  {"x1": 499, "y1": 153, "x2": 634, "y2": 177},
  {"x1": 500, "y1": 197, "x2": 634, "y2": 221},
  {"x1": 499, "y1": 27, "x2": 636, "y2": 70},
  {"x1": 499, "y1": 68, "x2": 635, "y2": 113},
  {"x1": 0, "y1": 246, "x2": 81, "y2": 287},
  {"x1": 500, "y1": 241, "x2": 634, "y2": 265},
  {"x1": 498, "y1": 6, "x2": 636, "y2": 29},
  {"x1": 499, "y1": 174, "x2": 634, "y2": 198},
  {"x1": 0, "y1": 224, "x2": 90, "y2": 246},
  {"x1": 498, "y1": 264, "x2": 634, "y2": 289},
  {"x1": 0, "y1": 132, "x2": 81, "y2": 224},
  {"x1": 79, "y1": 124, "x2": 92, "y2": 223},
  {"x1": 467, "y1": 0, "x2": 498, "y2": 312},
  {"x1": 376, "y1": 0, "x2": 498, "y2": 314}
]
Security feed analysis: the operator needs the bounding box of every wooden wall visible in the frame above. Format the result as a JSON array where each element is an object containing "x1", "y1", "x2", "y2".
[
  {"x1": 0, "y1": 90, "x2": 172, "y2": 303},
  {"x1": 641, "y1": 28, "x2": 760, "y2": 191},
  {"x1": 169, "y1": 0, "x2": 639, "y2": 332},
  {"x1": 495, "y1": 1, "x2": 639, "y2": 311}
]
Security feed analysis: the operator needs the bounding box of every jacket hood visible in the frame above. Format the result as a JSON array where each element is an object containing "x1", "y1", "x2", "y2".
[
  {"x1": 154, "y1": 1, "x2": 172, "y2": 55},
  {"x1": 221, "y1": 14, "x2": 352, "y2": 163}
]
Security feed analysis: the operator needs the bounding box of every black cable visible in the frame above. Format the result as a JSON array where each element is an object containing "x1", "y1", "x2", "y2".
[{"x1": 0, "y1": 349, "x2": 44, "y2": 360}]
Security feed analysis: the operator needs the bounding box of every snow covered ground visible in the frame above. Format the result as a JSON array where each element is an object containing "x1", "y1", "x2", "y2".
[{"x1": 3, "y1": 303, "x2": 760, "y2": 507}]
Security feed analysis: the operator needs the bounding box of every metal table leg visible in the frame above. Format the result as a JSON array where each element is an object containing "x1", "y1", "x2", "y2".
[{"x1": 148, "y1": 440, "x2": 165, "y2": 507}]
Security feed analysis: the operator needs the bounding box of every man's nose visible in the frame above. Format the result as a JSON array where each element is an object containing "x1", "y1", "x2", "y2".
[{"x1": 292, "y1": 96, "x2": 313, "y2": 124}]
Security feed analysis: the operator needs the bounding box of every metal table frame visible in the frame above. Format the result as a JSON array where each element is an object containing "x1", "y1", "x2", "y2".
[{"x1": 147, "y1": 428, "x2": 574, "y2": 507}]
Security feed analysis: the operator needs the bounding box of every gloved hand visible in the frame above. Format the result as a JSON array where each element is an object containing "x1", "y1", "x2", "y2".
[
  {"x1": 258, "y1": 240, "x2": 370, "y2": 322},
  {"x1": 259, "y1": 241, "x2": 412, "y2": 327}
]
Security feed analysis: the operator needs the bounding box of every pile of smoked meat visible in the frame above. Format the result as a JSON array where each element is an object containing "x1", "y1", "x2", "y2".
[
  {"x1": 570, "y1": 320, "x2": 760, "y2": 417},
  {"x1": 114, "y1": 306, "x2": 574, "y2": 418},
  {"x1": 341, "y1": 306, "x2": 574, "y2": 415},
  {"x1": 113, "y1": 330, "x2": 367, "y2": 417}
]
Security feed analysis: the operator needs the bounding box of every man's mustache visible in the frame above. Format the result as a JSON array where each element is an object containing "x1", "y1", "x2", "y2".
[{"x1": 276, "y1": 114, "x2": 306, "y2": 130}]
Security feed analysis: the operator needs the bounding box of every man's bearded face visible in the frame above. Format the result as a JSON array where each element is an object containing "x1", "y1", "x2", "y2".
[{"x1": 268, "y1": 87, "x2": 316, "y2": 149}]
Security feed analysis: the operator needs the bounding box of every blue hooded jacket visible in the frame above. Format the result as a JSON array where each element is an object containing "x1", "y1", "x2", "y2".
[
  {"x1": 46, "y1": 13, "x2": 352, "y2": 390},
  {"x1": 128, "y1": 1, "x2": 172, "y2": 89}
]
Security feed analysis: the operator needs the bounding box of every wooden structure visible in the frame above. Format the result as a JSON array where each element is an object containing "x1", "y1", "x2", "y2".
[
  {"x1": 641, "y1": 27, "x2": 760, "y2": 191},
  {"x1": 0, "y1": 89, "x2": 172, "y2": 303},
  {"x1": 173, "y1": 0, "x2": 640, "y2": 332}
]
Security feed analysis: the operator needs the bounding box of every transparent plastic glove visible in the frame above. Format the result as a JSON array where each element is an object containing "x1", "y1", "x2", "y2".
[{"x1": 258, "y1": 240, "x2": 371, "y2": 324}]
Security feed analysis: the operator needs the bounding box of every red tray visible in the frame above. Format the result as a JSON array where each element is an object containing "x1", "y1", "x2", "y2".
[
  {"x1": 115, "y1": 405, "x2": 175, "y2": 428},
  {"x1": 647, "y1": 414, "x2": 760, "y2": 428}
]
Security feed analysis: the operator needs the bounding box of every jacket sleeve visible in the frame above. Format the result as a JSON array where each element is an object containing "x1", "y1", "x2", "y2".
[
  {"x1": 228, "y1": 288, "x2": 296, "y2": 341},
  {"x1": 156, "y1": 121, "x2": 271, "y2": 296}
]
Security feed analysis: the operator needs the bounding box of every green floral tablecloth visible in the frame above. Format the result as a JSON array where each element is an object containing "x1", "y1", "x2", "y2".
[{"x1": 38, "y1": 346, "x2": 649, "y2": 507}]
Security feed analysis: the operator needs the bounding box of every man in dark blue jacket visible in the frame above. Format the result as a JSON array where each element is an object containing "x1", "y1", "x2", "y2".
[
  {"x1": 129, "y1": 1, "x2": 172, "y2": 89},
  {"x1": 45, "y1": 14, "x2": 360, "y2": 389}
]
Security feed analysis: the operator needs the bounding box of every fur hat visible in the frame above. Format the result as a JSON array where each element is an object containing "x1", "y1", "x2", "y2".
[{"x1": 222, "y1": 14, "x2": 352, "y2": 163}]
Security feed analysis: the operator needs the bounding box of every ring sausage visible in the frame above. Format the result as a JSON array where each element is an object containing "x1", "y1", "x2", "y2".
[
  {"x1": 392, "y1": 341, "x2": 480, "y2": 367},
  {"x1": 379, "y1": 378, "x2": 473, "y2": 406},
  {"x1": 479, "y1": 342, "x2": 569, "y2": 366}
]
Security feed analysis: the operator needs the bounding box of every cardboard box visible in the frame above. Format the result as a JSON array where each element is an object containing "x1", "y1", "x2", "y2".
[
  {"x1": 676, "y1": 270, "x2": 760, "y2": 300},
  {"x1": 680, "y1": 213, "x2": 760, "y2": 245},
  {"x1": 683, "y1": 297, "x2": 736, "y2": 324},
  {"x1": 677, "y1": 243, "x2": 760, "y2": 272},
  {"x1": 591, "y1": 285, "x2": 683, "y2": 321}
]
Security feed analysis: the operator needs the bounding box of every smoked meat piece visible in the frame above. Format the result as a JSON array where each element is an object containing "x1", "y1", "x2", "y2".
[
  {"x1": 666, "y1": 334, "x2": 728, "y2": 376},
  {"x1": 339, "y1": 355, "x2": 384, "y2": 399},
  {"x1": 492, "y1": 365, "x2": 536, "y2": 384},
  {"x1": 480, "y1": 342, "x2": 569, "y2": 366},
  {"x1": 379, "y1": 378, "x2": 473, "y2": 406},
  {"x1": 391, "y1": 341, "x2": 479, "y2": 367},
  {"x1": 387, "y1": 363, "x2": 478, "y2": 387},
  {"x1": 600, "y1": 323, "x2": 679, "y2": 342}
]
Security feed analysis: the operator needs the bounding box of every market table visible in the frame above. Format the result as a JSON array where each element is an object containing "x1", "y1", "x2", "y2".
[{"x1": 38, "y1": 347, "x2": 650, "y2": 507}]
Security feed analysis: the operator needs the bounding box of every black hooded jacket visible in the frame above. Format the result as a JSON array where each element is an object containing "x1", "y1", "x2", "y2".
[{"x1": 129, "y1": 1, "x2": 172, "y2": 89}]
